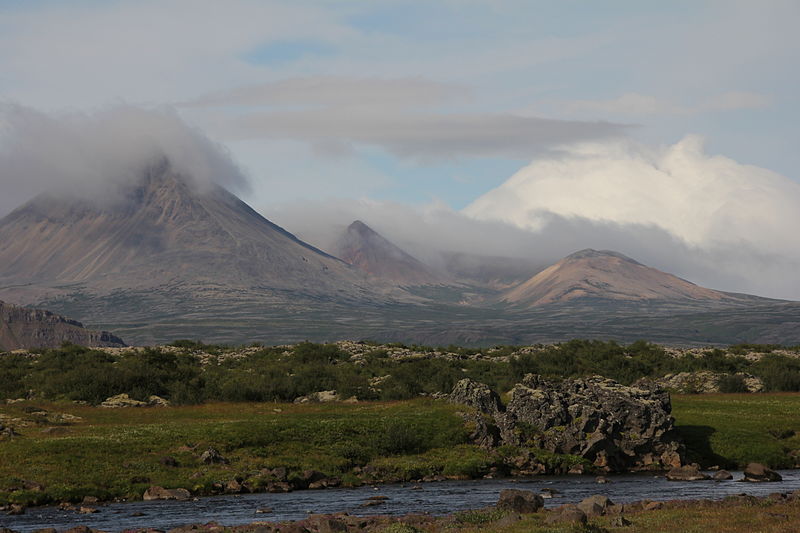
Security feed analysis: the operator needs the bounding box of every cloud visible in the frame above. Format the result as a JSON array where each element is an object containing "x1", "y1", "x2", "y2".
[
  {"x1": 265, "y1": 194, "x2": 800, "y2": 300},
  {"x1": 559, "y1": 91, "x2": 770, "y2": 116},
  {"x1": 0, "y1": 104, "x2": 248, "y2": 215},
  {"x1": 193, "y1": 78, "x2": 630, "y2": 159},
  {"x1": 181, "y1": 76, "x2": 466, "y2": 109},
  {"x1": 461, "y1": 135, "x2": 800, "y2": 297}
]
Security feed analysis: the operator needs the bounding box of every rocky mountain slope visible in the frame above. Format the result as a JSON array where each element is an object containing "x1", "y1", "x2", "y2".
[
  {"x1": 333, "y1": 221, "x2": 440, "y2": 285},
  {"x1": 0, "y1": 159, "x2": 373, "y2": 296},
  {"x1": 502, "y1": 249, "x2": 764, "y2": 307},
  {"x1": 0, "y1": 301, "x2": 125, "y2": 350}
]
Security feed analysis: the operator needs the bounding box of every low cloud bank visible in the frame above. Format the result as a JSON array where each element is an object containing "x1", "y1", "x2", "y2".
[
  {"x1": 267, "y1": 137, "x2": 800, "y2": 300},
  {"x1": 0, "y1": 105, "x2": 248, "y2": 214}
]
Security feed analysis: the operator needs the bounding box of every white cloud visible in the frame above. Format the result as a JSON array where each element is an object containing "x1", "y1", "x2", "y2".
[
  {"x1": 0, "y1": 104, "x2": 248, "y2": 214},
  {"x1": 462, "y1": 135, "x2": 800, "y2": 297}
]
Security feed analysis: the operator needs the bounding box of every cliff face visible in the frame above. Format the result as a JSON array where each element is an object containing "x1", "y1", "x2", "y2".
[{"x1": 0, "y1": 301, "x2": 125, "y2": 350}]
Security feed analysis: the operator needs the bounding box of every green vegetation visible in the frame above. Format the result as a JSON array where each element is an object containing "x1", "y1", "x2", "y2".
[
  {"x1": 3, "y1": 341, "x2": 800, "y2": 407},
  {"x1": 672, "y1": 393, "x2": 800, "y2": 469}
]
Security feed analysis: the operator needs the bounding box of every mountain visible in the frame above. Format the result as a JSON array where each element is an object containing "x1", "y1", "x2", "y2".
[
  {"x1": 502, "y1": 249, "x2": 762, "y2": 307},
  {"x1": 0, "y1": 300, "x2": 125, "y2": 350},
  {"x1": 0, "y1": 159, "x2": 373, "y2": 296},
  {"x1": 333, "y1": 220, "x2": 440, "y2": 285}
]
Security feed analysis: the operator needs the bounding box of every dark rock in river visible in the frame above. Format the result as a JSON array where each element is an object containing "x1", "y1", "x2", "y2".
[
  {"x1": 713, "y1": 470, "x2": 733, "y2": 481},
  {"x1": 742, "y1": 462, "x2": 782, "y2": 482},
  {"x1": 450, "y1": 374, "x2": 684, "y2": 472},
  {"x1": 666, "y1": 465, "x2": 709, "y2": 481},
  {"x1": 496, "y1": 489, "x2": 544, "y2": 513}
]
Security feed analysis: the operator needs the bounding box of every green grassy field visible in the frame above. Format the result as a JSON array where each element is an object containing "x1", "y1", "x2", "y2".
[
  {"x1": 0, "y1": 394, "x2": 798, "y2": 507},
  {"x1": 672, "y1": 393, "x2": 800, "y2": 469}
]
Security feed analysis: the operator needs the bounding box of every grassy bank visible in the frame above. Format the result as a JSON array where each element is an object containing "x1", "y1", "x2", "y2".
[
  {"x1": 1, "y1": 394, "x2": 799, "y2": 507},
  {"x1": 672, "y1": 393, "x2": 800, "y2": 469}
]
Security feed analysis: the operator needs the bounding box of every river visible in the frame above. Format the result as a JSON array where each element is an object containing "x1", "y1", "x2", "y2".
[{"x1": 3, "y1": 471, "x2": 800, "y2": 532}]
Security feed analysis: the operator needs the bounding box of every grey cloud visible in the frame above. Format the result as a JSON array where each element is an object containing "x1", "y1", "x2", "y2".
[
  {"x1": 181, "y1": 77, "x2": 467, "y2": 109},
  {"x1": 221, "y1": 108, "x2": 630, "y2": 159},
  {"x1": 185, "y1": 76, "x2": 631, "y2": 159},
  {"x1": 0, "y1": 105, "x2": 249, "y2": 215}
]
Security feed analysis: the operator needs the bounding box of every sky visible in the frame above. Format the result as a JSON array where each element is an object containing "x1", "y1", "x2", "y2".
[{"x1": 0, "y1": 1, "x2": 799, "y2": 298}]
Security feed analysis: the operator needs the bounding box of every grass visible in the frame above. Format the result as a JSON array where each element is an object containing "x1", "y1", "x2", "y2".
[
  {"x1": 1, "y1": 394, "x2": 799, "y2": 507},
  {"x1": 0, "y1": 399, "x2": 470, "y2": 506},
  {"x1": 671, "y1": 393, "x2": 800, "y2": 468}
]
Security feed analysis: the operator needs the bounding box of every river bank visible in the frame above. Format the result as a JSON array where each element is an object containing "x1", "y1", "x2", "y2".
[{"x1": 2, "y1": 475, "x2": 800, "y2": 533}]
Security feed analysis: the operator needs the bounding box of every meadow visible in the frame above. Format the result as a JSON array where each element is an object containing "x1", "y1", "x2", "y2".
[{"x1": 1, "y1": 393, "x2": 798, "y2": 508}]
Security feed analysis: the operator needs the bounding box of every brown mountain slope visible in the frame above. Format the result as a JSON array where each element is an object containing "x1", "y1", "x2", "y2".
[
  {"x1": 0, "y1": 300, "x2": 125, "y2": 350},
  {"x1": 503, "y1": 249, "x2": 741, "y2": 307},
  {"x1": 0, "y1": 159, "x2": 374, "y2": 297},
  {"x1": 333, "y1": 221, "x2": 441, "y2": 285}
]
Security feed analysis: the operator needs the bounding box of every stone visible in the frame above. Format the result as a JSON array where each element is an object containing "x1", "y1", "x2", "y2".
[
  {"x1": 596, "y1": 476, "x2": 611, "y2": 484},
  {"x1": 199, "y1": 447, "x2": 228, "y2": 464},
  {"x1": 496, "y1": 489, "x2": 544, "y2": 513},
  {"x1": 742, "y1": 463, "x2": 782, "y2": 482},
  {"x1": 142, "y1": 486, "x2": 192, "y2": 501},
  {"x1": 7, "y1": 504, "x2": 24, "y2": 515},
  {"x1": 449, "y1": 378, "x2": 504, "y2": 448},
  {"x1": 160, "y1": 456, "x2": 179, "y2": 467},
  {"x1": 78, "y1": 506, "x2": 98, "y2": 514},
  {"x1": 100, "y1": 393, "x2": 147, "y2": 408},
  {"x1": 644, "y1": 501, "x2": 663, "y2": 511},
  {"x1": 544, "y1": 505, "x2": 587, "y2": 525},
  {"x1": 665, "y1": 465, "x2": 709, "y2": 481},
  {"x1": 610, "y1": 516, "x2": 632, "y2": 527},
  {"x1": 712, "y1": 470, "x2": 733, "y2": 481},
  {"x1": 577, "y1": 494, "x2": 613, "y2": 517},
  {"x1": 148, "y1": 395, "x2": 170, "y2": 407},
  {"x1": 568, "y1": 464, "x2": 585, "y2": 474}
]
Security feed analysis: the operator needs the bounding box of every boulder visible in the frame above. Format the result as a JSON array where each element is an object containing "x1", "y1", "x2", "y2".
[
  {"x1": 496, "y1": 489, "x2": 544, "y2": 513},
  {"x1": 100, "y1": 394, "x2": 147, "y2": 408},
  {"x1": 712, "y1": 470, "x2": 733, "y2": 481},
  {"x1": 544, "y1": 504, "x2": 587, "y2": 525},
  {"x1": 147, "y1": 395, "x2": 170, "y2": 407},
  {"x1": 742, "y1": 463, "x2": 782, "y2": 482},
  {"x1": 142, "y1": 486, "x2": 191, "y2": 501},
  {"x1": 199, "y1": 447, "x2": 228, "y2": 464},
  {"x1": 577, "y1": 494, "x2": 613, "y2": 517},
  {"x1": 666, "y1": 465, "x2": 709, "y2": 481}
]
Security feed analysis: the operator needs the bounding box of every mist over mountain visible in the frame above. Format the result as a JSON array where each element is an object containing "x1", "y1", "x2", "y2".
[{"x1": 333, "y1": 221, "x2": 441, "y2": 286}]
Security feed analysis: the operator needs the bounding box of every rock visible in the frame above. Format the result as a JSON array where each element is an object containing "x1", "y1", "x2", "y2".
[
  {"x1": 148, "y1": 395, "x2": 170, "y2": 407},
  {"x1": 595, "y1": 476, "x2": 610, "y2": 484},
  {"x1": 100, "y1": 393, "x2": 147, "y2": 408},
  {"x1": 160, "y1": 456, "x2": 179, "y2": 467},
  {"x1": 78, "y1": 507, "x2": 98, "y2": 514},
  {"x1": 309, "y1": 516, "x2": 348, "y2": 533},
  {"x1": 742, "y1": 463, "x2": 782, "y2": 482},
  {"x1": 644, "y1": 501, "x2": 663, "y2": 511},
  {"x1": 449, "y1": 378, "x2": 504, "y2": 448},
  {"x1": 294, "y1": 390, "x2": 339, "y2": 403},
  {"x1": 224, "y1": 479, "x2": 244, "y2": 493},
  {"x1": 267, "y1": 482, "x2": 292, "y2": 493},
  {"x1": 577, "y1": 494, "x2": 613, "y2": 517},
  {"x1": 666, "y1": 465, "x2": 709, "y2": 481},
  {"x1": 712, "y1": 470, "x2": 733, "y2": 481},
  {"x1": 653, "y1": 371, "x2": 764, "y2": 394},
  {"x1": 7, "y1": 504, "x2": 25, "y2": 515},
  {"x1": 496, "y1": 489, "x2": 544, "y2": 513},
  {"x1": 611, "y1": 516, "x2": 632, "y2": 527},
  {"x1": 142, "y1": 486, "x2": 192, "y2": 501},
  {"x1": 81, "y1": 496, "x2": 98, "y2": 504},
  {"x1": 199, "y1": 447, "x2": 228, "y2": 464},
  {"x1": 495, "y1": 374, "x2": 684, "y2": 472},
  {"x1": 544, "y1": 504, "x2": 587, "y2": 525},
  {"x1": 568, "y1": 464, "x2": 584, "y2": 474}
]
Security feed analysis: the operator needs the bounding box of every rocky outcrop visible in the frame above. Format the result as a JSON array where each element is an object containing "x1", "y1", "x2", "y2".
[
  {"x1": 450, "y1": 374, "x2": 684, "y2": 472},
  {"x1": 449, "y1": 378, "x2": 504, "y2": 447},
  {"x1": 100, "y1": 394, "x2": 169, "y2": 408},
  {"x1": 653, "y1": 371, "x2": 764, "y2": 393},
  {"x1": 0, "y1": 301, "x2": 125, "y2": 351}
]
